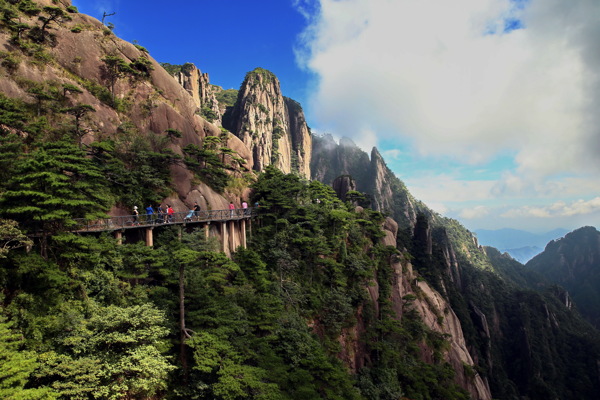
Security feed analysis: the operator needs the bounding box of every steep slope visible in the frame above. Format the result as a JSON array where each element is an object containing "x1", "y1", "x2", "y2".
[
  {"x1": 411, "y1": 218, "x2": 600, "y2": 399},
  {"x1": 223, "y1": 67, "x2": 312, "y2": 178},
  {"x1": 2, "y1": 2, "x2": 600, "y2": 399},
  {"x1": 165, "y1": 62, "x2": 223, "y2": 126},
  {"x1": 527, "y1": 226, "x2": 600, "y2": 328},
  {"x1": 311, "y1": 135, "x2": 424, "y2": 242},
  {"x1": 312, "y1": 136, "x2": 600, "y2": 399},
  {"x1": 0, "y1": 0, "x2": 255, "y2": 247}
]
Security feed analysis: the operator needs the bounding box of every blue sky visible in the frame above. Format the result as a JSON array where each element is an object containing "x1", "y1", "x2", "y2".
[{"x1": 72, "y1": 0, "x2": 600, "y2": 234}]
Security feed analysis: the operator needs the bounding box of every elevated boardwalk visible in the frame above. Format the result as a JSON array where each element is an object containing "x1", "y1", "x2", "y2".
[{"x1": 72, "y1": 208, "x2": 257, "y2": 252}]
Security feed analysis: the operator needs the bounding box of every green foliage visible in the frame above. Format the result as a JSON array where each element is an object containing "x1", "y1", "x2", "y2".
[
  {"x1": 0, "y1": 140, "x2": 111, "y2": 234},
  {"x1": 183, "y1": 138, "x2": 231, "y2": 193},
  {"x1": 0, "y1": 51, "x2": 20, "y2": 72},
  {"x1": 215, "y1": 88, "x2": 238, "y2": 108},
  {"x1": 133, "y1": 43, "x2": 148, "y2": 53},
  {"x1": 30, "y1": 6, "x2": 71, "y2": 44},
  {"x1": 0, "y1": 219, "x2": 32, "y2": 258},
  {"x1": 88, "y1": 135, "x2": 179, "y2": 206},
  {"x1": 0, "y1": 314, "x2": 56, "y2": 399},
  {"x1": 101, "y1": 55, "x2": 133, "y2": 105},
  {"x1": 158, "y1": 62, "x2": 182, "y2": 75},
  {"x1": 129, "y1": 56, "x2": 154, "y2": 77},
  {"x1": 165, "y1": 128, "x2": 182, "y2": 139},
  {"x1": 201, "y1": 104, "x2": 218, "y2": 122},
  {"x1": 17, "y1": 0, "x2": 41, "y2": 17},
  {"x1": 65, "y1": 5, "x2": 77, "y2": 13},
  {"x1": 36, "y1": 302, "x2": 175, "y2": 399}
]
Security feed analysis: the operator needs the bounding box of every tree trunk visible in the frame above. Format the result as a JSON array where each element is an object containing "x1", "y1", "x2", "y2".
[{"x1": 179, "y1": 263, "x2": 188, "y2": 379}]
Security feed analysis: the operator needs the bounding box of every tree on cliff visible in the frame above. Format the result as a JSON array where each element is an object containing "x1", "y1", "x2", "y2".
[
  {"x1": 30, "y1": 6, "x2": 71, "y2": 44},
  {"x1": 0, "y1": 314, "x2": 56, "y2": 399},
  {"x1": 63, "y1": 104, "x2": 95, "y2": 147},
  {"x1": 101, "y1": 56, "x2": 133, "y2": 104},
  {"x1": 0, "y1": 141, "x2": 111, "y2": 257}
]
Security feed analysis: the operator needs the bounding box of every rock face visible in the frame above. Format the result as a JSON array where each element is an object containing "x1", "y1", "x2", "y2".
[
  {"x1": 223, "y1": 68, "x2": 312, "y2": 178},
  {"x1": 0, "y1": 1, "x2": 251, "y2": 247},
  {"x1": 339, "y1": 217, "x2": 492, "y2": 399},
  {"x1": 332, "y1": 175, "x2": 356, "y2": 201},
  {"x1": 527, "y1": 226, "x2": 600, "y2": 328},
  {"x1": 173, "y1": 63, "x2": 223, "y2": 126},
  {"x1": 311, "y1": 135, "x2": 419, "y2": 230}
]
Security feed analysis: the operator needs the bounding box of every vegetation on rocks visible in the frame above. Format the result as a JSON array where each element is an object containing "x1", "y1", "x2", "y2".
[{"x1": 0, "y1": 2, "x2": 599, "y2": 399}]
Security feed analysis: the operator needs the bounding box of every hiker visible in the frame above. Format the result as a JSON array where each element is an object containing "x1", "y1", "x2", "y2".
[
  {"x1": 185, "y1": 209, "x2": 194, "y2": 222},
  {"x1": 242, "y1": 200, "x2": 248, "y2": 216},
  {"x1": 229, "y1": 201, "x2": 235, "y2": 217},
  {"x1": 132, "y1": 206, "x2": 139, "y2": 225},
  {"x1": 193, "y1": 202, "x2": 201, "y2": 220},
  {"x1": 156, "y1": 204, "x2": 164, "y2": 223},
  {"x1": 167, "y1": 204, "x2": 174, "y2": 223},
  {"x1": 145, "y1": 205, "x2": 154, "y2": 223}
]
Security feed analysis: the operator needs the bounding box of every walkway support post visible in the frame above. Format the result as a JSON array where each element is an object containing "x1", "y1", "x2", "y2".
[
  {"x1": 145, "y1": 227, "x2": 154, "y2": 247},
  {"x1": 228, "y1": 220, "x2": 235, "y2": 253},
  {"x1": 241, "y1": 219, "x2": 247, "y2": 249},
  {"x1": 115, "y1": 230, "x2": 123, "y2": 245},
  {"x1": 221, "y1": 222, "x2": 228, "y2": 253}
]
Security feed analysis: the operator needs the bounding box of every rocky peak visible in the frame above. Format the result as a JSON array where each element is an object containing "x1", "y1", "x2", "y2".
[
  {"x1": 332, "y1": 175, "x2": 356, "y2": 201},
  {"x1": 369, "y1": 147, "x2": 418, "y2": 228},
  {"x1": 382, "y1": 218, "x2": 492, "y2": 399},
  {"x1": 170, "y1": 63, "x2": 222, "y2": 126},
  {"x1": 224, "y1": 68, "x2": 312, "y2": 177}
]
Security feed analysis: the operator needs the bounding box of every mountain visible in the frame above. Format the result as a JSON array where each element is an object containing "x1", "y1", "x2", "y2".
[
  {"x1": 474, "y1": 228, "x2": 569, "y2": 262},
  {"x1": 0, "y1": 1, "x2": 599, "y2": 399},
  {"x1": 310, "y1": 136, "x2": 600, "y2": 399},
  {"x1": 527, "y1": 226, "x2": 600, "y2": 328},
  {"x1": 223, "y1": 68, "x2": 312, "y2": 178}
]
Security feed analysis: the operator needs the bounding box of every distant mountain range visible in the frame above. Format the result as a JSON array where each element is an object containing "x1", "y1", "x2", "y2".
[
  {"x1": 527, "y1": 226, "x2": 600, "y2": 329},
  {"x1": 474, "y1": 228, "x2": 570, "y2": 263}
]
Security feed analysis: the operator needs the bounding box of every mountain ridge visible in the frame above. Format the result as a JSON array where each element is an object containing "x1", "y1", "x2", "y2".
[{"x1": 0, "y1": 1, "x2": 599, "y2": 398}]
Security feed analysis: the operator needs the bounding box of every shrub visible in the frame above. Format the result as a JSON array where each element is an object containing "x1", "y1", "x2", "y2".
[{"x1": 0, "y1": 51, "x2": 20, "y2": 72}]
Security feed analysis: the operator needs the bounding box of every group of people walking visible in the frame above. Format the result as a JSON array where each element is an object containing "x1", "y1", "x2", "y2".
[
  {"x1": 132, "y1": 204, "x2": 176, "y2": 225},
  {"x1": 132, "y1": 201, "x2": 253, "y2": 225}
]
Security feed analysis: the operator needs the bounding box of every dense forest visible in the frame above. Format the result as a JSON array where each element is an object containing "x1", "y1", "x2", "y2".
[{"x1": 1, "y1": 1, "x2": 600, "y2": 399}]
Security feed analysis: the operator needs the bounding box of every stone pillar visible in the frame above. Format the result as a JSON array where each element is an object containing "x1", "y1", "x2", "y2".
[
  {"x1": 241, "y1": 219, "x2": 247, "y2": 249},
  {"x1": 221, "y1": 222, "x2": 228, "y2": 253},
  {"x1": 205, "y1": 223, "x2": 210, "y2": 240},
  {"x1": 229, "y1": 220, "x2": 235, "y2": 252},
  {"x1": 115, "y1": 230, "x2": 123, "y2": 245},
  {"x1": 145, "y1": 227, "x2": 154, "y2": 247}
]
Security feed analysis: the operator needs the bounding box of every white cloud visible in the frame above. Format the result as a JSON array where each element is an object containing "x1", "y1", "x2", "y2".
[
  {"x1": 381, "y1": 149, "x2": 403, "y2": 160},
  {"x1": 459, "y1": 206, "x2": 490, "y2": 219},
  {"x1": 405, "y1": 175, "x2": 497, "y2": 203},
  {"x1": 501, "y1": 197, "x2": 600, "y2": 219},
  {"x1": 298, "y1": 0, "x2": 600, "y2": 180}
]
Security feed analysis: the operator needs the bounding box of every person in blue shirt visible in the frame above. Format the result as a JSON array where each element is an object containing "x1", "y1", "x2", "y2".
[{"x1": 145, "y1": 205, "x2": 154, "y2": 223}]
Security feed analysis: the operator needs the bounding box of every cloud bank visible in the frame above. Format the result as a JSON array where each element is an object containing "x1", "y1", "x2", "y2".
[{"x1": 298, "y1": 0, "x2": 600, "y2": 184}]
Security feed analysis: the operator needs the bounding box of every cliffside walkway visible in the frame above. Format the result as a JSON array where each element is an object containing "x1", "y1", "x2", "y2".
[
  {"x1": 72, "y1": 207, "x2": 257, "y2": 251},
  {"x1": 72, "y1": 208, "x2": 257, "y2": 232}
]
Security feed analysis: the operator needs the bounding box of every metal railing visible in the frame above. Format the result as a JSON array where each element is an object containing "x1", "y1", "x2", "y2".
[{"x1": 71, "y1": 207, "x2": 256, "y2": 232}]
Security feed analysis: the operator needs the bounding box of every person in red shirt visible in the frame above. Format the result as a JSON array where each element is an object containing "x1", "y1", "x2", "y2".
[
  {"x1": 167, "y1": 204, "x2": 174, "y2": 223},
  {"x1": 229, "y1": 201, "x2": 235, "y2": 217}
]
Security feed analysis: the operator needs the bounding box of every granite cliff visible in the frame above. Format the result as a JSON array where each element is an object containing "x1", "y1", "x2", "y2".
[
  {"x1": 311, "y1": 135, "x2": 422, "y2": 236},
  {"x1": 223, "y1": 68, "x2": 312, "y2": 178},
  {"x1": 1, "y1": 1, "x2": 599, "y2": 398}
]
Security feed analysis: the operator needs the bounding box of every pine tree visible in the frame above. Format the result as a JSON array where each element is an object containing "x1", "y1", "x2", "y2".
[
  {"x1": 0, "y1": 315, "x2": 56, "y2": 399},
  {"x1": 0, "y1": 141, "x2": 111, "y2": 257}
]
